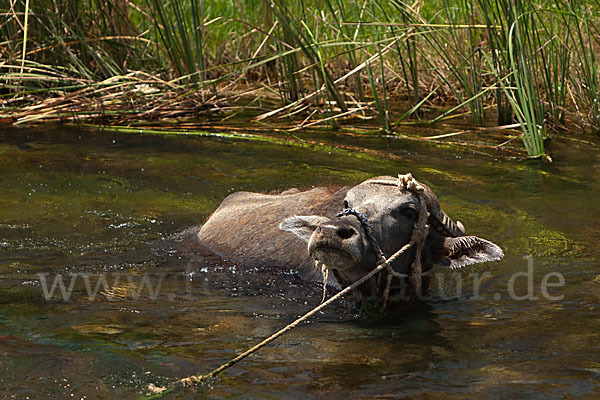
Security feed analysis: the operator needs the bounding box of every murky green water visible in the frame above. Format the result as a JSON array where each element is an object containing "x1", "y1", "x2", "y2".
[{"x1": 1, "y1": 125, "x2": 599, "y2": 399}]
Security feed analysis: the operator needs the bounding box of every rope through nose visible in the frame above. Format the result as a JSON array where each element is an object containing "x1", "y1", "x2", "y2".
[{"x1": 336, "y1": 200, "x2": 385, "y2": 260}]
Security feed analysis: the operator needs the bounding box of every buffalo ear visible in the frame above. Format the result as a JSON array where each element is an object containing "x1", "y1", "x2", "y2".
[
  {"x1": 280, "y1": 215, "x2": 331, "y2": 242},
  {"x1": 439, "y1": 236, "x2": 504, "y2": 269}
]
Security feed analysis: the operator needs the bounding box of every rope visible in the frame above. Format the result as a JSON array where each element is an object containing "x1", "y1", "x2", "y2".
[
  {"x1": 336, "y1": 201, "x2": 386, "y2": 260},
  {"x1": 145, "y1": 245, "x2": 414, "y2": 398},
  {"x1": 397, "y1": 173, "x2": 429, "y2": 305},
  {"x1": 144, "y1": 173, "x2": 430, "y2": 398},
  {"x1": 320, "y1": 263, "x2": 329, "y2": 303}
]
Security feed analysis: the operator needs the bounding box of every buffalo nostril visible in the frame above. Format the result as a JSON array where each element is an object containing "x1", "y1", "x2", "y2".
[{"x1": 337, "y1": 227, "x2": 355, "y2": 239}]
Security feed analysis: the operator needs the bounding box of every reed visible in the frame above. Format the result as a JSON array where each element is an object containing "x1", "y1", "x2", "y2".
[
  {"x1": 2, "y1": 0, "x2": 600, "y2": 158},
  {"x1": 562, "y1": 0, "x2": 600, "y2": 131},
  {"x1": 482, "y1": 0, "x2": 547, "y2": 158}
]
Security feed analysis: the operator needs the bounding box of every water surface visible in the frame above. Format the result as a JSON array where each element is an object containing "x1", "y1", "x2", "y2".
[{"x1": 0, "y1": 125, "x2": 599, "y2": 399}]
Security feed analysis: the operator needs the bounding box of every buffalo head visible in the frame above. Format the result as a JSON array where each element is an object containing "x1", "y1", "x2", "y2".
[{"x1": 280, "y1": 175, "x2": 503, "y2": 297}]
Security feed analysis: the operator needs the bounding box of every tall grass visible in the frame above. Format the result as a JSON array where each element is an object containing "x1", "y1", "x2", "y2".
[
  {"x1": 145, "y1": 0, "x2": 206, "y2": 86},
  {"x1": 479, "y1": 0, "x2": 547, "y2": 158},
  {"x1": 563, "y1": 0, "x2": 600, "y2": 131},
  {"x1": 2, "y1": 0, "x2": 600, "y2": 157}
]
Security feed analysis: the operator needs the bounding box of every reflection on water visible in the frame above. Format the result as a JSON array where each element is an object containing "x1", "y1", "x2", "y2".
[{"x1": 1, "y1": 125, "x2": 599, "y2": 398}]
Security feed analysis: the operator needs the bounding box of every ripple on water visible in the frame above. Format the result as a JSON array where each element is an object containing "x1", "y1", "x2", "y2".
[{"x1": 0, "y1": 126, "x2": 599, "y2": 398}]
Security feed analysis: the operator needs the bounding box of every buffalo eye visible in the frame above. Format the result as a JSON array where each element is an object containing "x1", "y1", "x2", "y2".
[{"x1": 394, "y1": 204, "x2": 418, "y2": 220}]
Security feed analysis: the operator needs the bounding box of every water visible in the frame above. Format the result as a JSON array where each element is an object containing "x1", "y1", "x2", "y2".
[{"x1": 0, "y1": 125, "x2": 599, "y2": 399}]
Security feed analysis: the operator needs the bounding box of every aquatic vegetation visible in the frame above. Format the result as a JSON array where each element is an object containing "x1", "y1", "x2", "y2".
[{"x1": 1, "y1": 0, "x2": 600, "y2": 158}]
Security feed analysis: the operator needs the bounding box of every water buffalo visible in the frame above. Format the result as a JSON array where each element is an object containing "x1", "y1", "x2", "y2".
[{"x1": 197, "y1": 175, "x2": 503, "y2": 304}]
